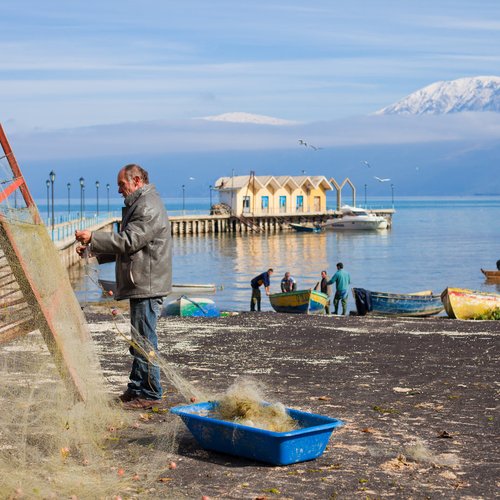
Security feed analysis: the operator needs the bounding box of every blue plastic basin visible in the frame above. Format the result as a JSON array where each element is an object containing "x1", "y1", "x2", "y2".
[{"x1": 170, "y1": 401, "x2": 344, "y2": 465}]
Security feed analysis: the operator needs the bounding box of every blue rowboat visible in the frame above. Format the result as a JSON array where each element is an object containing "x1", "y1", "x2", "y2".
[
  {"x1": 352, "y1": 288, "x2": 443, "y2": 317},
  {"x1": 269, "y1": 289, "x2": 329, "y2": 314},
  {"x1": 289, "y1": 223, "x2": 322, "y2": 233}
]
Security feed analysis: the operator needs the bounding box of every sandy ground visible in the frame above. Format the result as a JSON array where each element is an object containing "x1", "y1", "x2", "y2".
[{"x1": 83, "y1": 305, "x2": 499, "y2": 500}]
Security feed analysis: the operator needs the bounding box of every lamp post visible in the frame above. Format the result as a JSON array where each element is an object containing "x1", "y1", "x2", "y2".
[
  {"x1": 209, "y1": 184, "x2": 213, "y2": 209},
  {"x1": 95, "y1": 181, "x2": 100, "y2": 217},
  {"x1": 45, "y1": 179, "x2": 50, "y2": 224},
  {"x1": 391, "y1": 183, "x2": 394, "y2": 209},
  {"x1": 182, "y1": 184, "x2": 186, "y2": 213},
  {"x1": 364, "y1": 184, "x2": 367, "y2": 208},
  {"x1": 67, "y1": 182, "x2": 71, "y2": 217},
  {"x1": 49, "y1": 170, "x2": 55, "y2": 239},
  {"x1": 106, "y1": 183, "x2": 110, "y2": 214},
  {"x1": 79, "y1": 177, "x2": 85, "y2": 222}
]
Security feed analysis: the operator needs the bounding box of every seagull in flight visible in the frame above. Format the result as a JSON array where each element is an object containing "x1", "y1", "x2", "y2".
[
  {"x1": 361, "y1": 160, "x2": 371, "y2": 168},
  {"x1": 298, "y1": 139, "x2": 308, "y2": 147},
  {"x1": 374, "y1": 176, "x2": 391, "y2": 183},
  {"x1": 309, "y1": 144, "x2": 323, "y2": 151}
]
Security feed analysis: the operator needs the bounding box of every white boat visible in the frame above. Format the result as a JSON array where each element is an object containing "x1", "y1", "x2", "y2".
[
  {"x1": 98, "y1": 279, "x2": 218, "y2": 296},
  {"x1": 325, "y1": 205, "x2": 388, "y2": 230}
]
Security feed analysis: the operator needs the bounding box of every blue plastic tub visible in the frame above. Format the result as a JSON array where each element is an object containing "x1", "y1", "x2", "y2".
[{"x1": 170, "y1": 401, "x2": 344, "y2": 465}]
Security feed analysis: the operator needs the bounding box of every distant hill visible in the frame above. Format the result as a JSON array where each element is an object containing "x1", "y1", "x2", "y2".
[{"x1": 376, "y1": 76, "x2": 500, "y2": 115}]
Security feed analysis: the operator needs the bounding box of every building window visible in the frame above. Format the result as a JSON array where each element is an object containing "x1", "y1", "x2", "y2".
[
  {"x1": 243, "y1": 195, "x2": 250, "y2": 213},
  {"x1": 279, "y1": 195, "x2": 287, "y2": 213},
  {"x1": 261, "y1": 196, "x2": 269, "y2": 214},
  {"x1": 296, "y1": 195, "x2": 304, "y2": 213}
]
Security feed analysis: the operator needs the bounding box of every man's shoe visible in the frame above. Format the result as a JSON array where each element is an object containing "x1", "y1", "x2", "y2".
[
  {"x1": 122, "y1": 398, "x2": 162, "y2": 410},
  {"x1": 118, "y1": 390, "x2": 138, "y2": 403}
]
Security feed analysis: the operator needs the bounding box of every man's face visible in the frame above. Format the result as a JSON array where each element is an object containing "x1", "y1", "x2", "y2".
[
  {"x1": 321, "y1": 271, "x2": 327, "y2": 279},
  {"x1": 285, "y1": 272, "x2": 290, "y2": 279},
  {"x1": 117, "y1": 170, "x2": 140, "y2": 197}
]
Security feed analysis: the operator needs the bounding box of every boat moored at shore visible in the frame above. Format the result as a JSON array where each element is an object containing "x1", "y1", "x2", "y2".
[
  {"x1": 352, "y1": 288, "x2": 444, "y2": 317},
  {"x1": 269, "y1": 289, "x2": 329, "y2": 314},
  {"x1": 481, "y1": 269, "x2": 500, "y2": 281},
  {"x1": 441, "y1": 287, "x2": 500, "y2": 319}
]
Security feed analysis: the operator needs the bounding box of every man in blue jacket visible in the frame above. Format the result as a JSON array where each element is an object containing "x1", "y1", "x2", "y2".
[
  {"x1": 250, "y1": 268, "x2": 274, "y2": 311},
  {"x1": 76, "y1": 164, "x2": 172, "y2": 409},
  {"x1": 327, "y1": 262, "x2": 351, "y2": 315}
]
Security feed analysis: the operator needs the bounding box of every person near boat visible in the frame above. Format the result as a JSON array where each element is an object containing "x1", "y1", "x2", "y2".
[
  {"x1": 497, "y1": 260, "x2": 500, "y2": 271},
  {"x1": 314, "y1": 270, "x2": 332, "y2": 314},
  {"x1": 280, "y1": 272, "x2": 297, "y2": 293},
  {"x1": 75, "y1": 164, "x2": 172, "y2": 409},
  {"x1": 250, "y1": 268, "x2": 274, "y2": 311},
  {"x1": 327, "y1": 262, "x2": 351, "y2": 315}
]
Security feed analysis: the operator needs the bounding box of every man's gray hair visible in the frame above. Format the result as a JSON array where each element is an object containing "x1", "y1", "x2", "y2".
[{"x1": 123, "y1": 164, "x2": 149, "y2": 184}]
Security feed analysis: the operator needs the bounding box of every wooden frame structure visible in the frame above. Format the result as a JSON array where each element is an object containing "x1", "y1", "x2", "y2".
[{"x1": 0, "y1": 124, "x2": 90, "y2": 400}]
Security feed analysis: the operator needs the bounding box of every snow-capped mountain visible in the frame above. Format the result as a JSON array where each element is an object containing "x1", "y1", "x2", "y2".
[
  {"x1": 198, "y1": 112, "x2": 297, "y2": 126},
  {"x1": 376, "y1": 76, "x2": 500, "y2": 115}
]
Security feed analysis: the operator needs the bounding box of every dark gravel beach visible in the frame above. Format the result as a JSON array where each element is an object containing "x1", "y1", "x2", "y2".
[{"x1": 87, "y1": 308, "x2": 499, "y2": 499}]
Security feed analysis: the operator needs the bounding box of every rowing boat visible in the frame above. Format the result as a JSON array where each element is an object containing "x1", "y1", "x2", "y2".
[
  {"x1": 98, "y1": 279, "x2": 217, "y2": 296},
  {"x1": 352, "y1": 288, "x2": 443, "y2": 317},
  {"x1": 289, "y1": 223, "x2": 322, "y2": 233},
  {"x1": 481, "y1": 269, "x2": 500, "y2": 281},
  {"x1": 162, "y1": 296, "x2": 220, "y2": 317},
  {"x1": 269, "y1": 289, "x2": 329, "y2": 314},
  {"x1": 441, "y1": 287, "x2": 500, "y2": 319}
]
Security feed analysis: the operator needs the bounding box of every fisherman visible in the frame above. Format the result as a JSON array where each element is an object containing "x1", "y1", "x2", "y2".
[
  {"x1": 280, "y1": 271, "x2": 296, "y2": 293},
  {"x1": 327, "y1": 262, "x2": 351, "y2": 315},
  {"x1": 314, "y1": 270, "x2": 332, "y2": 314},
  {"x1": 250, "y1": 268, "x2": 274, "y2": 311},
  {"x1": 75, "y1": 164, "x2": 172, "y2": 409}
]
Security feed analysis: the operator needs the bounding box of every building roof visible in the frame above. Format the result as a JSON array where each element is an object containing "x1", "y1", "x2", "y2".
[{"x1": 214, "y1": 175, "x2": 333, "y2": 191}]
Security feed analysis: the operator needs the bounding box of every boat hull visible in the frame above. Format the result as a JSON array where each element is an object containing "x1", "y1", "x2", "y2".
[
  {"x1": 441, "y1": 287, "x2": 500, "y2": 319},
  {"x1": 269, "y1": 289, "x2": 329, "y2": 314},
  {"x1": 352, "y1": 288, "x2": 443, "y2": 317},
  {"x1": 481, "y1": 269, "x2": 500, "y2": 281},
  {"x1": 289, "y1": 223, "x2": 321, "y2": 233},
  {"x1": 163, "y1": 296, "x2": 220, "y2": 317},
  {"x1": 98, "y1": 279, "x2": 217, "y2": 296},
  {"x1": 329, "y1": 218, "x2": 387, "y2": 230}
]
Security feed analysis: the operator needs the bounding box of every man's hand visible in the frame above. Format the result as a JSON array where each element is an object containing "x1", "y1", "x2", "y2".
[
  {"x1": 75, "y1": 230, "x2": 92, "y2": 245},
  {"x1": 76, "y1": 245, "x2": 88, "y2": 257}
]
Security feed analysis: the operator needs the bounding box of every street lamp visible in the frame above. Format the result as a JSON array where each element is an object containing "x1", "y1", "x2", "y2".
[
  {"x1": 209, "y1": 184, "x2": 213, "y2": 209},
  {"x1": 391, "y1": 183, "x2": 395, "y2": 209},
  {"x1": 364, "y1": 184, "x2": 367, "y2": 208},
  {"x1": 79, "y1": 177, "x2": 85, "y2": 221},
  {"x1": 95, "y1": 180, "x2": 100, "y2": 217},
  {"x1": 182, "y1": 184, "x2": 186, "y2": 213},
  {"x1": 45, "y1": 179, "x2": 50, "y2": 223},
  {"x1": 67, "y1": 182, "x2": 71, "y2": 217},
  {"x1": 106, "y1": 183, "x2": 110, "y2": 214},
  {"x1": 49, "y1": 170, "x2": 55, "y2": 239}
]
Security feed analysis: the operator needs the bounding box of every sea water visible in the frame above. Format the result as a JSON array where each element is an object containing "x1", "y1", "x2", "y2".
[{"x1": 68, "y1": 196, "x2": 500, "y2": 312}]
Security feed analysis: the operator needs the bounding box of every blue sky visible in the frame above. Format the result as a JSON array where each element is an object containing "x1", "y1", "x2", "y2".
[{"x1": 2, "y1": 0, "x2": 500, "y2": 130}]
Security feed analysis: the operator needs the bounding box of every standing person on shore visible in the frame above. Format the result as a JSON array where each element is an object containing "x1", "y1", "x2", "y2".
[
  {"x1": 327, "y1": 262, "x2": 351, "y2": 316},
  {"x1": 314, "y1": 270, "x2": 332, "y2": 314},
  {"x1": 280, "y1": 271, "x2": 296, "y2": 293},
  {"x1": 250, "y1": 268, "x2": 274, "y2": 311},
  {"x1": 75, "y1": 164, "x2": 172, "y2": 409}
]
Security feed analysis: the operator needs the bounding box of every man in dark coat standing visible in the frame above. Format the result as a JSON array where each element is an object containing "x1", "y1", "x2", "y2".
[{"x1": 76, "y1": 164, "x2": 172, "y2": 409}]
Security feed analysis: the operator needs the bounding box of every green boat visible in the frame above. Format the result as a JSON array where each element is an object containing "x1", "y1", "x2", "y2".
[{"x1": 162, "y1": 296, "x2": 220, "y2": 317}]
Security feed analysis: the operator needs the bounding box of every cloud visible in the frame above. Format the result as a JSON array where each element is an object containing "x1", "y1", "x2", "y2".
[{"x1": 8, "y1": 112, "x2": 500, "y2": 162}]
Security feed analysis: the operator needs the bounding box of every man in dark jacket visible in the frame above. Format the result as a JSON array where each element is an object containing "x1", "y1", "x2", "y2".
[
  {"x1": 250, "y1": 268, "x2": 273, "y2": 311},
  {"x1": 75, "y1": 164, "x2": 172, "y2": 409},
  {"x1": 314, "y1": 270, "x2": 331, "y2": 314}
]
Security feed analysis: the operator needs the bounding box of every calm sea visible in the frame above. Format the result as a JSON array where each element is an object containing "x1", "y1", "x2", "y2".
[{"x1": 64, "y1": 196, "x2": 500, "y2": 312}]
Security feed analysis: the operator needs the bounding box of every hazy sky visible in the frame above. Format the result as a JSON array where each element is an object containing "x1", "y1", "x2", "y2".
[{"x1": 2, "y1": 0, "x2": 500, "y2": 131}]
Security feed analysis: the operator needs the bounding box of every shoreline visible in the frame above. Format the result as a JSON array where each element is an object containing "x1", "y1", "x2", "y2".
[{"x1": 86, "y1": 309, "x2": 499, "y2": 498}]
